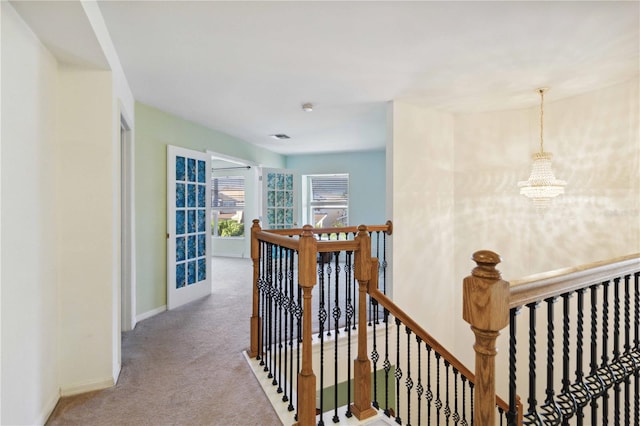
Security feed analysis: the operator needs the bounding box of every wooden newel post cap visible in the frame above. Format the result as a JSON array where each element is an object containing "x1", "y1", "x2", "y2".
[
  {"x1": 463, "y1": 250, "x2": 509, "y2": 331},
  {"x1": 251, "y1": 219, "x2": 261, "y2": 228}
]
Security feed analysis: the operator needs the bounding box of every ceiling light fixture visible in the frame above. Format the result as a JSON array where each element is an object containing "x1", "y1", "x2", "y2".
[
  {"x1": 270, "y1": 134, "x2": 291, "y2": 140},
  {"x1": 517, "y1": 88, "x2": 566, "y2": 208},
  {"x1": 302, "y1": 103, "x2": 313, "y2": 112}
]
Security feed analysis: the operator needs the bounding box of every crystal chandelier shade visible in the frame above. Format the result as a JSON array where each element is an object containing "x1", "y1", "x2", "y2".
[{"x1": 517, "y1": 88, "x2": 566, "y2": 208}]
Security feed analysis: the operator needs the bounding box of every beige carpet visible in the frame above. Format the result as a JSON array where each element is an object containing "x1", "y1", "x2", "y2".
[{"x1": 47, "y1": 257, "x2": 281, "y2": 426}]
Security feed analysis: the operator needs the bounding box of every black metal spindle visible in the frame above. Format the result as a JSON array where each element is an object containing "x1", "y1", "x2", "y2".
[
  {"x1": 560, "y1": 292, "x2": 575, "y2": 424},
  {"x1": 295, "y1": 277, "x2": 302, "y2": 422},
  {"x1": 372, "y1": 298, "x2": 380, "y2": 410},
  {"x1": 277, "y1": 246, "x2": 283, "y2": 391},
  {"x1": 461, "y1": 375, "x2": 467, "y2": 426},
  {"x1": 267, "y1": 243, "x2": 274, "y2": 376},
  {"x1": 405, "y1": 326, "x2": 413, "y2": 426},
  {"x1": 444, "y1": 361, "x2": 451, "y2": 425},
  {"x1": 508, "y1": 307, "x2": 519, "y2": 425},
  {"x1": 436, "y1": 353, "x2": 442, "y2": 426},
  {"x1": 589, "y1": 284, "x2": 599, "y2": 421},
  {"x1": 452, "y1": 369, "x2": 459, "y2": 425},
  {"x1": 382, "y1": 232, "x2": 387, "y2": 294},
  {"x1": 258, "y1": 241, "x2": 265, "y2": 365},
  {"x1": 282, "y1": 248, "x2": 290, "y2": 402},
  {"x1": 343, "y1": 253, "x2": 353, "y2": 419},
  {"x1": 601, "y1": 281, "x2": 610, "y2": 424},
  {"x1": 417, "y1": 336, "x2": 423, "y2": 425},
  {"x1": 624, "y1": 274, "x2": 631, "y2": 426},
  {"x1": 329, "y1": 255, "x2": 340, "y2": 423},
  {"x1": 318, "y1": 258, "x2": 326, "y2": 426},
  {"x1": 526, "y1": 302, "x2": 543, "y2": 423},
  {"x1": 426, "y1": 344, "x2": 433, "y2": 424},
  {"x1": 613, "y1": 277, "x2": 621, "y2": 425},
  {"x1": 383, "y1": 308, "x2": 392, "y2": 418},
  {"x1": 287, "y1": 249, "x2": 295, "y2": 411},
  {"x1": 575, "y1": 288, "x2": 586, "y2": 425},
  {"x1": 470, "y1": 382, "x2": 474, "y2": 426},
  {"x1": 634, "y1": 272, "x2": 640, "y2": 426},
  {"x1": 544, "y1": 296, "x2": 561, "y2": 421},
  {"x1": 395, "y1": 317, "x2": 403, "y2": 424}
]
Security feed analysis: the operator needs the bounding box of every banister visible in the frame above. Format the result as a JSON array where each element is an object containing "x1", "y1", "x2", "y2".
[
  {"x1": 253, "y1": 230, "x2": 301, "y2": 250},
  {"x1": 509, "y1": 253, "x2": 640, "y2": 308},
  {"x1": 257, "y1": 220, "x2": 393, "y2": 237}
]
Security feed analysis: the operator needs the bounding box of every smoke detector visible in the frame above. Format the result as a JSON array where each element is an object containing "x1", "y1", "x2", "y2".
[{"x1": 302, "y1": 103, "x2": 313, "y2": 112}]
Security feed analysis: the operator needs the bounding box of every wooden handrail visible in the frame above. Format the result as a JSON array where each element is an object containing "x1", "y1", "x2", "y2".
[
  {"x1": 258, "y1": 220, "x2": 393, "y2": 237},
  {"x1": 509, "y1": 253, "x2": 640, "y2": 308}
]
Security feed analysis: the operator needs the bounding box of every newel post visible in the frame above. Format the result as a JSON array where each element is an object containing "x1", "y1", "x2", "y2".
[
  {"x1": 351, "y1": 225, "x2": 377, "y2": 420},
  {"x1": 463, "y1": 250, "x2": 510, "y2": 426},
  {"x1": 249, "y1": 219, "x2": 261, "y2": 358},
  {"x1": 295, "y1": 225, "x2": 318, "y2": 426}
]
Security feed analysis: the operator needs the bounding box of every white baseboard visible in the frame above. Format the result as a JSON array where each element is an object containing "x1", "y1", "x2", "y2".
[
  {"x1": 136, "y1": 305, "x2": 166, "y2": 322},
  {"x1": 36, "y1": 389, "x2": 61, "y2": 425},
  {"x1": 60, "y1": 377, "x2": 115, "y2": 397}
]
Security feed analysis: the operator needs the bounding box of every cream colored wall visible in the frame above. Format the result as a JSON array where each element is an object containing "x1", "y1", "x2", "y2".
[
  {"x1": 1, "y1": 3, "x2": 60, "y2": 424},
  {"x1": 389, "y1": 79, "x2": 640, "y2": 401},
  {"x1": 390, "y1": 101, "x2": 456, "y2": 349},
  {"x1": 56, "y1": 68, "x2": 119, "y2": 396}
]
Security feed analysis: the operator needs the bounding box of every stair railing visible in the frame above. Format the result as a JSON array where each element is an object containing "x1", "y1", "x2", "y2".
[
  {"x1": 467, "y1": 250, "x2": 640, "y2": 425},
  {"x1": 250, "y1": 220, "x2": 515, "y2": 425}
]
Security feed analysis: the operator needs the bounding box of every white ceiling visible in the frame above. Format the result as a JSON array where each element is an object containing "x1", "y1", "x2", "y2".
[{"x1": 12, "y1": 1, "x2": 640, "y2": 156}]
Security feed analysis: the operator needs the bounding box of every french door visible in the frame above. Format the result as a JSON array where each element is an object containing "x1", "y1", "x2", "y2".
[
  {"x1": 167, "y1": 145, "x2": 212, "y2": 309},
  {"x1": 261, "y1": 168, "x2": 299, "y2": 229}
]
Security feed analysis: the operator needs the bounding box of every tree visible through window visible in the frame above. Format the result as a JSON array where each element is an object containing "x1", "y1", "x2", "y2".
[
  {"x1": 211, "y1": 176, "x2": 245, "y2": 237},
  {"x1": 305, "y1": 174, "x2": 349, "y2": 229}
]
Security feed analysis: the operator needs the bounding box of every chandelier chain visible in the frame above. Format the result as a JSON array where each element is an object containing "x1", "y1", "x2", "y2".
[{"x1": 539, "y1": 88, "x2": 545, "y2": 154}]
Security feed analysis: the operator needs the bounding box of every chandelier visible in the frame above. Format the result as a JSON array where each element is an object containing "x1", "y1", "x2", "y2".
[{"x1": 518, "y1": 88, "x2": 566, "y2": 208}]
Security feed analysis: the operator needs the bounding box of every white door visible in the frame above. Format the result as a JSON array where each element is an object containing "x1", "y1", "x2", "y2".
[
  {"x1": 167, "y1": 145, "x2": 212, "y2": 309},
  {"x1": 261, "y1": 168, "x2": 299, "y2": 229}
]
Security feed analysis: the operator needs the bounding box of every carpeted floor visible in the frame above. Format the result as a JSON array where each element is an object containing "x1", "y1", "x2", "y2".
[{"x1": 46, "y1": 257, "x2": 281, "y2": 426}]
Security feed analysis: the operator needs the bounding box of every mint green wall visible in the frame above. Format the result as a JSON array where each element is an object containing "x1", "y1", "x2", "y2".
[
  {"x1": 286, "y1": 150, "x2": 386, "y2": 226},
  {"x1": 135, "y1": 102, "x2": 285, "y2": 315}
]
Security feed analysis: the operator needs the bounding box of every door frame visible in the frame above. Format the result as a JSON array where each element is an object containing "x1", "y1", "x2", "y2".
[{"x1": 120, "y1": 114, "x2": 136, "y2": 331}]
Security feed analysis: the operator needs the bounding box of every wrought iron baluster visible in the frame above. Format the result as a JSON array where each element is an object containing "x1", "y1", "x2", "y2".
[
  {"x1": 295, "y1": 277, "x2": 302, "y2": 422},
  {"x1": 470, "y1": 382, "x2": 474, "y2": 426},
  {"x1": 508, "y1": 307, "x2": 520, "y2": 426},
  {"x1": 416, "y1": 336, "x2": 423, "y2": 425},
  {"x1": 635, "y1": 272, "x2": 640, "y2": 426},
  {"x1": 287, "y1": 249, "x2": 295, "y2": 411},
  {"x1": 426, "y1": 344, "x2": 433, "y2": 424},
  {"x1": 276, "y1": 246, "x2": 283, "y2": 391},
  {"x1": 544, "y1": 296, "x2": 561, "y2": 421},
  {"x1": 341, "y1": 252, "x2": 353, "y2": 419},
  {"x1": 624, "y1": 274, "x2": 631, "y2": 426},
  {"x1": 613, "y1": 277, "x2": 622, "y2": 426},
  {"x1": 444, "y1": 361, "x2": 451, "y2": 425},
  {"x1": 372, "y1": 298, "x2": 380, "y2": 410},
  {"x1": 258, "y1": 241, "x2": 265, "y2": 364},
  {"x1": 395, "y1": 317, "x2": 403, "y2": 424},
  {"x1": 601, "y1": 281, "x2": 610, "y2": 424},
  {"x1": 589, "y1": 284, "x2": 600, "y2": 421},
  {"x1": 328, "y1": 253, "x2": 340, "y2": 423},
  {"x1": 383, "y1": 308, "x2": 392, "y2": 418},
  {"x1": 405, "y1": 326, "x2": 413, "y2": 426},
  {"x1": 266, "y1": 243, "x2": 274, "y2": 376},
  {"x1": 282, "y1": 248, "x2": 290, "y2": 402},
  {"x1": 526, "y1": 302, "x2": 543, "y2": 423},
  {"x1": 382, "y1": 231, "x2": 387, "y2": 295},
  {"x1": 575, "y1": 289, "x2": 586, "y2": 426},
  {"x1": 318, "y1": 257, "x2": 326, "y2": 426},
  {"x1": 461, "y1": 375, "x2": 468, "y2": 426},
  {"x1": 560, "y1": 292, "x2": 575, "y2": 424},
  {"x1": 436, "y1": 353, "x2": 442, "y2": 426}
]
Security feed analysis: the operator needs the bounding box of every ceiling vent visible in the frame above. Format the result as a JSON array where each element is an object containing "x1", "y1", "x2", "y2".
[{"x1": 270, "y1": 134, "x2": 291, "y2": 140}]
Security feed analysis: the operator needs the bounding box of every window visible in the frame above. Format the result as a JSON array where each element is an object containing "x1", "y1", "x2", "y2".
[
  {"x1": 211, "y1": 176, "x2": 245, "y2": 237},
  {"x1": 304, "y1": 174, "x2": 349, "y2": 229}
]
